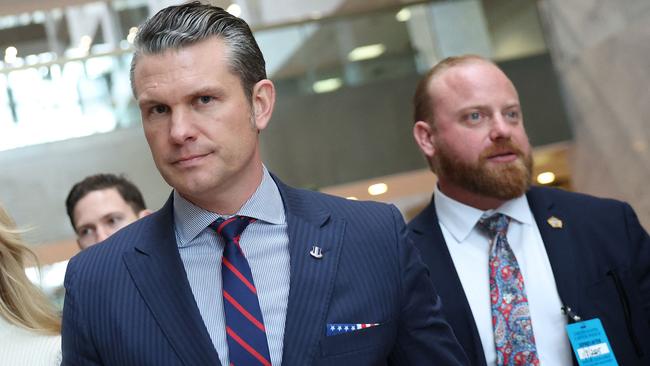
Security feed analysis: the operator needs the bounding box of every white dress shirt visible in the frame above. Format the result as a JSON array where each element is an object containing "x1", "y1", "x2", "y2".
[
  {"x1": 434, "y1": 185, "x2": 572, "y2": 366},
  {"x1": 174, "y1": 167, "x2": 290, "y2": 366}
]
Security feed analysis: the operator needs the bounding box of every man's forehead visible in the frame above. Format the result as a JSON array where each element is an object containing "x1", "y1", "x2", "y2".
[
  {"x1": 73, "y1": 188, "x2": 136, "y2": 225},
  {"x1": 76, "y1": 188, "x2": 129, "y2": 211},
  {"x1": 134, "y1": 39, "x2": 232, "y2": 101},
  {"x1": 432, "y1": 61, "x2": 488, "y2": 87},
  {"x1": 134, "y1": 38, "x2": 229, "y2": 73},
  {"x1": 429, "y1": 61, "x2": 518, "y2": 102}
]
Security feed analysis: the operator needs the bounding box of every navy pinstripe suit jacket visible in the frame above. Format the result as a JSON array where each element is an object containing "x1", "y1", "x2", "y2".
[
  {"x1": 62, "y1": 177, "x2": 469, "y2": 365},
  {"x1": 408, "y1": 186, "x2": 650, "y2": 366}
]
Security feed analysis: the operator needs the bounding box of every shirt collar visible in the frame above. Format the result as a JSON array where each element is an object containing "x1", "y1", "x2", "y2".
[
  {"x1": 487, "y1": 192, "x2": 534, "y2": 226},
  {"x1": 434, "y1": 185, "x2": 533, "y2": 243},
  {"x1": 173, "y1": 166, "x2": 285, "y2": 247}
]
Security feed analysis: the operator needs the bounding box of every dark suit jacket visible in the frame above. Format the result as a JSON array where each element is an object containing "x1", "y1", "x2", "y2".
[
  {"x1": 408, "y1": 186, "x2": 650, "y2": 366},
  {"x1": 62, "y1": 177, "x2": 469, "y2": 365}
]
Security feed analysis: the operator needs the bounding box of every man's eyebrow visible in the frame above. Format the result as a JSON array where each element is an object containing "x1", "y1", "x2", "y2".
[
  {"x1": 189, "y1": 86, "x2": 226, "y2": 98},
  {"x1": 101, "y1": 211, "x2": 124, "y2": 220},
  {"x1": 457, "y1": 104, "x2": 489, "y2": 112},
  {"x1": 137, "y1": 86, "x2": 226, "y2": 107},
  {"x1": 503, "y1": 102, "x2": 521, "y2": 109},
  {"x1": 137, "y1": 97, "x2": 163, "y2": 108}
]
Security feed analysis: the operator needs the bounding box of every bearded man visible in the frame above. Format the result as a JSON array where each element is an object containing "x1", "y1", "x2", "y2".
[{"x1": 409, "y1": 55, "x2": 650, "y2": 366}]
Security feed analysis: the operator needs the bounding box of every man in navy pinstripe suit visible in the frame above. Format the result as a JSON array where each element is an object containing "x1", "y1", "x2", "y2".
[{"x1": 61, "y1": 2, "x2": 468, "y2": 365}]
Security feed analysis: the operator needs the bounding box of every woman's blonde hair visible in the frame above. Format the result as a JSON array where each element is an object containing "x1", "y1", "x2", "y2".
[{"x1": 0, "y1": 203, "x2": 61, "y2": 334}]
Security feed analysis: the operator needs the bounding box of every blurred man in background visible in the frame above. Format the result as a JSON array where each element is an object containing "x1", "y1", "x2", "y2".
[{"x1": 65, "y1": 173, "x2": 150, "y2": 249}]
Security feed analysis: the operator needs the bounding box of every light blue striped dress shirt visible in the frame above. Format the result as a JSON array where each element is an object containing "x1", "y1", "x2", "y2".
[{"x1": 173, "y1": 167, "x2": 290, "y2": 366}]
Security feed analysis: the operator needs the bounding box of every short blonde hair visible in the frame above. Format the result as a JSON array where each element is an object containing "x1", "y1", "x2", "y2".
[{"x1": 0, "y1": 203, "x2": 60, "y2": 334}]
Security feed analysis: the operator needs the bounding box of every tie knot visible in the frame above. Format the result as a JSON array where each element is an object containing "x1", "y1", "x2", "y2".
[
  {"x1": 209, "y1": 215, "x2": 255, "y2": 242},
  {"x1": 477, "y1": 213, "x2": 510, "y2": 238}
]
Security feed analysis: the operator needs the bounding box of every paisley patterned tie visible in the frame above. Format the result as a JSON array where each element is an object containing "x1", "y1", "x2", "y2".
[{"x1": 478, "y1": 213, "x2": 539, "y2": 366}]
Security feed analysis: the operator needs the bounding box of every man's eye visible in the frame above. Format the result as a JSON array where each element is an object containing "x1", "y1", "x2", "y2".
[
  {"x1": 151, "y1": 105, "x2": 168, "y2": 114},
  {"x1": 78, "y1": 228, "x2": 93, "y2": 237},
  {"x1": 466, "y1": 112, "x2": 482, "y2": 123},
  {"x1": 107, "y1": 216, "x2": 122, "y2": 226},
  {"x1": 198, "y1": 96, "x2": 214, "y2": 104},
  {"x1": 505, "y1": 111, "x2": 519, "y2": 119}
]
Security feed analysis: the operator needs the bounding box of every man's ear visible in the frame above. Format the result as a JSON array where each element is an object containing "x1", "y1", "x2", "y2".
[
  {"x1": 413, "y1": 121, "x2": 436, "y2": 159},
  {"x1": 251, "y1": 79, "x2": 276, "y2": 131},
  {"x1": 138, "y1": 209, "x2": 152, "y2": 219}
]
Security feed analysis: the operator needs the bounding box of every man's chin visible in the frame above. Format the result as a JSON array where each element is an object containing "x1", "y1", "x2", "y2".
[
  {"x1": 483, "y1": 166, "x2": 530, "y2": 199},
  {"x1": 452, "y1": 162, "x2": 529, "y2": 200}
]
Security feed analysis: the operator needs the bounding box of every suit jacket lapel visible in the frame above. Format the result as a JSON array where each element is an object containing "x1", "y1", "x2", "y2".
[
  {"x1": 274, "y1": 179, "x2": 345, "y2": 365},
  {"x1": 527, "y1": 187, "x2": 581, "y2": 315},
  {"x1": 122, "y1": 195, "x2": 221, "y2": 366},
  {"x1": 409, "y1": 199, "x2": 487, "y2": 366}
]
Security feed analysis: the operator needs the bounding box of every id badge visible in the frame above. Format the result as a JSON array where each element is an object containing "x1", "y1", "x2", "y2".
[{"x1": 566, "y1": 318, "x2": 618, "y2": 366}]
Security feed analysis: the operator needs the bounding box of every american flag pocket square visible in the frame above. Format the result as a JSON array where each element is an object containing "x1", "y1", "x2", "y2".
[{"x1": 326, "y1": 323, "x2": 380, "y2": 336}]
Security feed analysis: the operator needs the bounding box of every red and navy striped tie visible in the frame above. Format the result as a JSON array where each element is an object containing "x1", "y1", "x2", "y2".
[{"x1": 210, "y1": 216, "x2": 271, "y2": 366}]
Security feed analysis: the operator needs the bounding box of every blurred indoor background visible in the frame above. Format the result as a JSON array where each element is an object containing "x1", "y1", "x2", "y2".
[{"x1": 0, "y1": 0, "x2": 648, "y2": 306}]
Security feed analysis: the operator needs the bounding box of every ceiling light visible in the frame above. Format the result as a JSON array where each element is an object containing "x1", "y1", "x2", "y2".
[
  {"x1": 80, "y1": 35, "x2": 92, "y2": 46},
  {"x1": 536, "y1": 172, "x2": 556, "y2": 185},
  {"x1": 79, "y1": 35, "x2": 92, "y2": 53},
  {"x1": 25, "y1": 54, "x2": 39, "y2": 65},
  {"x1": 227, "y1": 4, "x2": 242, "y2": 17},
  {"x1": 368, "y1": 183, "x2": 388, "y2": 196},
  {"x1": 17, "y1": 13, "x2": 31, "y2": 26},
  {"x1": 4, "y1": 46, "x2": 17, "y2": 63},
  {"x1": 5, "y1": 46, "x2": 17, "y2": 56},
  {"x1": 32, "y1": 11, "x2": 46, "y2": 23},
  {"x1": 396, "y1": 8, "x2": 411, "y2": 22},
  {"x1": 127, "y1": 27, "x2": 138, "y2": 44},
  {"x1": 348, "y1": 44, "x2": 386, "y2": 62},
  {"x1": 38, "y1": 52, "x2": 54, "y2": 63},
  {"x1": 313, "y1": 77, "x2": 342, "y2": 94}
]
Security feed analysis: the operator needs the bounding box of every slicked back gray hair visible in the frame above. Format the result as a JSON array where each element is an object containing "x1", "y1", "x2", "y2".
[{"x1": 130, "y1": 1, "x2": 266, "y2": 104}]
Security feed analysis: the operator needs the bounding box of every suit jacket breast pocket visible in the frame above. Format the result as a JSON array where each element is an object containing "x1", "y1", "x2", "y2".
[{"x1": 315, "y1": 320, "x2": 396, "y2": 365}]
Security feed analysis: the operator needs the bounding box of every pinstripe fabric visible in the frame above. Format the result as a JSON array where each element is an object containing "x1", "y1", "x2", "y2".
[
  {"x1": 62, "y1": 171, "x2": 468, "y2": 365},
  {"x1": 63, "y1": 196, "x2": 221, "y2": 365},
  {"x1": 173, "y1": 168, "x2": 289, "y2": 366},
  {"x1": 274, "y1": 178, "x2": 469, "y2": 365}
]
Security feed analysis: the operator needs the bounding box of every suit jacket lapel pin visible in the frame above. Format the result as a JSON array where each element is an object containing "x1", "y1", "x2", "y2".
[
  {"x1": 310, "y1": 245, "x2": 323, "y2": 259},
  {"x1": 547, "y1": 216, "x2": 563, "y2": 229}
]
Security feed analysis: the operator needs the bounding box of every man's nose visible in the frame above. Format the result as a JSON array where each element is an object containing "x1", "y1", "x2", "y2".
[
  {"x1": 96, "y1": 226, "x2": 111, "y2": 244},
  {"x1": 489, "y1": 115, "x2": 513, "y2": 141},
  {"x1": 169, "y1": 108, "x2": 198, "y2": 144}
]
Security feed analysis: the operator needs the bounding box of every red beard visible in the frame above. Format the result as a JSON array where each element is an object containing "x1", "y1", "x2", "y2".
[{"x1": 433, "y1": 139, "x2": 533, "y2": 200}]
